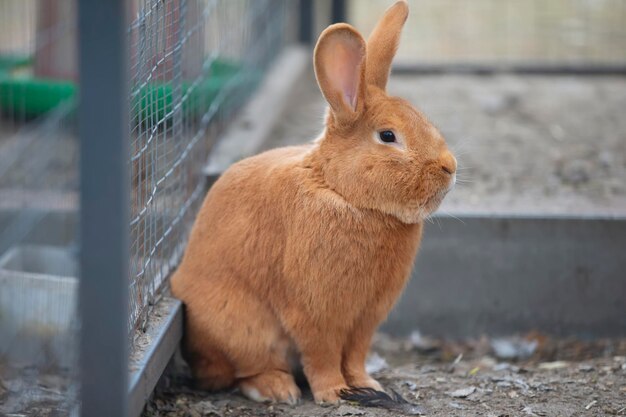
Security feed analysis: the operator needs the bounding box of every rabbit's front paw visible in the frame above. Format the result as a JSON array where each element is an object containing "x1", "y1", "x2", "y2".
[
  {"x1": 313, "y1": 385, "x2": 349, "y2": 404},
  {"x1": 239, "y1": 370, "x2": 301, "y2": 405},
  {"x1": 348, "y1": 376, "x2": 383, "y2": 391}
]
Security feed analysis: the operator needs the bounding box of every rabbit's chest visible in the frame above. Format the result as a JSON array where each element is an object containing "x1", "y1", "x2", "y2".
[{"x1": 285, "y1": 211, "x2": 422, "y2": 292}]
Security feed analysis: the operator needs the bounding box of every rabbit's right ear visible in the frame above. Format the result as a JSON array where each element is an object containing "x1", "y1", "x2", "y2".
[
  {"x1": 314, "y1": 24, "x2": 367, "y2": 123},
  {"x1": 366, "y1": 1, "x2": 409, "y2": 91}
]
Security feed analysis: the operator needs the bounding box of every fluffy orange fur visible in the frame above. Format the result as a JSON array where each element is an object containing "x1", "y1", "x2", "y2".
[{"x1": 171, "y1": 0, "x2": 456, "y2": 405}]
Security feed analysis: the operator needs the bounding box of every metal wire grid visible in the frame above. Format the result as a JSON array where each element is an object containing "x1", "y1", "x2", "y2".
[
  {"x1": 0, "y1": 1, "x2": 79, "y2": 415},
  {"x1": 0, "y1": 0, "x2": 77, "y2": 123},
  {"x1": 0, "y1": 0, "x2": 288, "y2": 412},
  {"x1": 0, "y1": 0, "x2": 78, "y2": 268},
  {"x1": 128, "y1": 0, "x2": 288, "y2": 334},
  {"x1": 349, "y1": 0, "x2": 626, "y2": 66}
]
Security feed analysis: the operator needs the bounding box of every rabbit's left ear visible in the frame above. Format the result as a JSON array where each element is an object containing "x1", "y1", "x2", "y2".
[
  {"x1": 366, "y1": 1, "x2": 409, "y2": 90},
  {"x1": 314, "y1": 23, "x2": 367, "y2": 121}
]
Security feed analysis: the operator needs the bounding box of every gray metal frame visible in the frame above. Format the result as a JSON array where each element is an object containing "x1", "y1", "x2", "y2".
[
  {"x1": 129, "y1": 299, "x2": 182, "y2": 417},
  {"x1": 392, "y1": 62, "x2": 626, "y2": 76},
  {"x1": 299, "y1": 0, "x2": 313, "y2": 44},
  {"x1": 331, "y1": 0, "x2": 346, "y2": 23},
  {"x1": 78, "y1": 0, "x2": 130, "y2": 415}
]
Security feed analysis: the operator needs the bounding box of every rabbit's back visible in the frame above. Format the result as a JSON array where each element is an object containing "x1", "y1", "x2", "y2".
[
  {"x1": 172, "y1": 144, "x2": 314, "y2": 295},
  {"x1": 171, "y1": 2, "x2": 453, "y2": 404}
]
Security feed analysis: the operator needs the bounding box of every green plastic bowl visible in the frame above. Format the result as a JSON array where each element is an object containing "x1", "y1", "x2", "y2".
[
  {"x1": 0, "y1": 77, "x2": 76, "y2": 118},
  {"x1": 0, "y1": 58, "x2": 255, "y2": 121}
]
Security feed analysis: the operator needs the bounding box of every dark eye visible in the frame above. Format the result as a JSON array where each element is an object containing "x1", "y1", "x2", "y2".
[{"x1": 379, "y1": 130, "x2": 396, "y2": 143}]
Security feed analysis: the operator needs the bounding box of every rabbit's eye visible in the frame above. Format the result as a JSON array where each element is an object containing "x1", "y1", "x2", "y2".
[{"x1": 379, "y1": 130, "x2": 396, "y2": 143}]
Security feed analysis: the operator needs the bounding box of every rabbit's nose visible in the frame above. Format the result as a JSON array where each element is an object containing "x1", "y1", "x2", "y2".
[{"x1": 440, "y1": 150, "x2": 457, "y2": 175}]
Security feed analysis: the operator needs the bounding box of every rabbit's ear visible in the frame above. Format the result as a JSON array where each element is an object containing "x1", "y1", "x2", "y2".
[
  {"x1": 314, "y1": 23, "x2": 367, "y2": 121},
  {"x1": 366, "y1": 1, "x2": 409, "y2": 90}
]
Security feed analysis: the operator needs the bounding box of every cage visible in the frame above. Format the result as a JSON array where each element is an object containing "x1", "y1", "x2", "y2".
[{"x1": 0, "y1": 0, "x2": 291, "y2": 415}]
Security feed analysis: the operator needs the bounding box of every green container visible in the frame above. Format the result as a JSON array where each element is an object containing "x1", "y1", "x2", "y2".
[
  {"x1": 0, "y1": 57, "x2": 254, "y2": 121},
  {"x1": 132, "y1": 77, "x2": 227, "y2": 123},
  {"x1": 0, "y1": 77, "x2": 76, "y2": 118}
]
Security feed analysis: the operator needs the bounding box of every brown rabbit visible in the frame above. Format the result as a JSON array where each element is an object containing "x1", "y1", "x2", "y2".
[{"x1": 171, "y1": 0, "x2": 456, "y2": 405}]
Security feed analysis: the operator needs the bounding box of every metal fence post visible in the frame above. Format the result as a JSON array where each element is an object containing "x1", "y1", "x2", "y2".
[
  {"x1": 78, "y1": 0, "x2": 130, "y2": 416},
  {"x1": 299, "y1": 0, "x2": 314, "y2": 44},
  {"x1": 331, "y1": 0, "x2": 346, "y2": 23}
]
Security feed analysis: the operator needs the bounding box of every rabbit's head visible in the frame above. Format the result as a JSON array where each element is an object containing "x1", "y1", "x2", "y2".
[{"x1": 313, "y1": 1, "x2": 456, "y2": 223}]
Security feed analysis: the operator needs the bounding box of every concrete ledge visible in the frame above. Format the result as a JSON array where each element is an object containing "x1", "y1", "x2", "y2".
[
  {"x1": 393, "y1": 62, "x2": 626, "y2": 75},
  {"x1": 384, "y1": 213, "x2": 626, "y2": 338}
]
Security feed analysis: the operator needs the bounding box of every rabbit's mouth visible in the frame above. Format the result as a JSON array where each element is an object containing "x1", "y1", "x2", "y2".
[
  {"x1": 389, "y1": 192, "x2": 446, "y2": 224},
  {"x1": 425, "y1": 173, "x2": 455, "y2": 207},
  {"x1": 424, "y1": 192, "x2": 446, "y2": 213},
  {"x1": 421, "y1": 184, "x2": 452, "y2": 214}
]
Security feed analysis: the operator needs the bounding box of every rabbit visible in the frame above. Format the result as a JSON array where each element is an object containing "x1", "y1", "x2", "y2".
[{"x1": 171, "y1": 0, "x2": 456, "y2": 405}]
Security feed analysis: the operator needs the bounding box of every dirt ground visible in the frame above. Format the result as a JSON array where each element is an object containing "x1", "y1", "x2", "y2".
[
  {"x1": 264, "y1": 71, "x2": 626, "y2": 216},
  {"x1": 0, "y1": 364, "x2": 75, "y2": 417},
  {"x1": 143, "y1": 333, "x2": 626, "y2": 417}
]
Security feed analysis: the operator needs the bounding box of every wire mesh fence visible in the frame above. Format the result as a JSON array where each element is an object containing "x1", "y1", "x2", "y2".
[
  {"x1": 0, "y1": 0, "x2": 79, "y2": 414},
  {"x1": 0, "y1": 0, "x2": 289, "y2": 414},
  {"x1": 128, "y1": 0, "x2": 288, "y2": 336}
]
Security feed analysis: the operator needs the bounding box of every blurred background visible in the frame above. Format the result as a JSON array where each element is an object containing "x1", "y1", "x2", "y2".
[
  {"x1": 275, "y1": 0, "x2": 626, "y2": 214},
  {"x1": 0, "y1": 1, "x2": 624, "y2": 416}
]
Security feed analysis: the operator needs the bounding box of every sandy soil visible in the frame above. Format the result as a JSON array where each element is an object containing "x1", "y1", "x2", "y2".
[
  {"x1": 264, "y1": 71, "x2": 626, "y2": 216},
  {"x1": 143, "y1": 333, "x2": 626, "y2": 417}
]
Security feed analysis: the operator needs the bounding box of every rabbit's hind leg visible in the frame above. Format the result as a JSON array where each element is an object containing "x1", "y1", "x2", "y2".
[
  {"x1": 232, "y1": 305, "x2": 301, "y2": 404},
  {"x1": 190, "y1": 347, "x2": 236, "y2": 391},
  {"x1": 182, "y1": 279, "x2": 300, "y2": 404}
]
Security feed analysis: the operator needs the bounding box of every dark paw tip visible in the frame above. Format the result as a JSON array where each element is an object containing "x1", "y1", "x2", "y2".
[{"x1": 339, "y1": 387, "x2": 426, "y2": 415}]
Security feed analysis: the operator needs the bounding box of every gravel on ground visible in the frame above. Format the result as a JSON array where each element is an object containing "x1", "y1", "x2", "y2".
[{"x1": 143, "y1": 332, "x2": 626, "y2": 417}]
